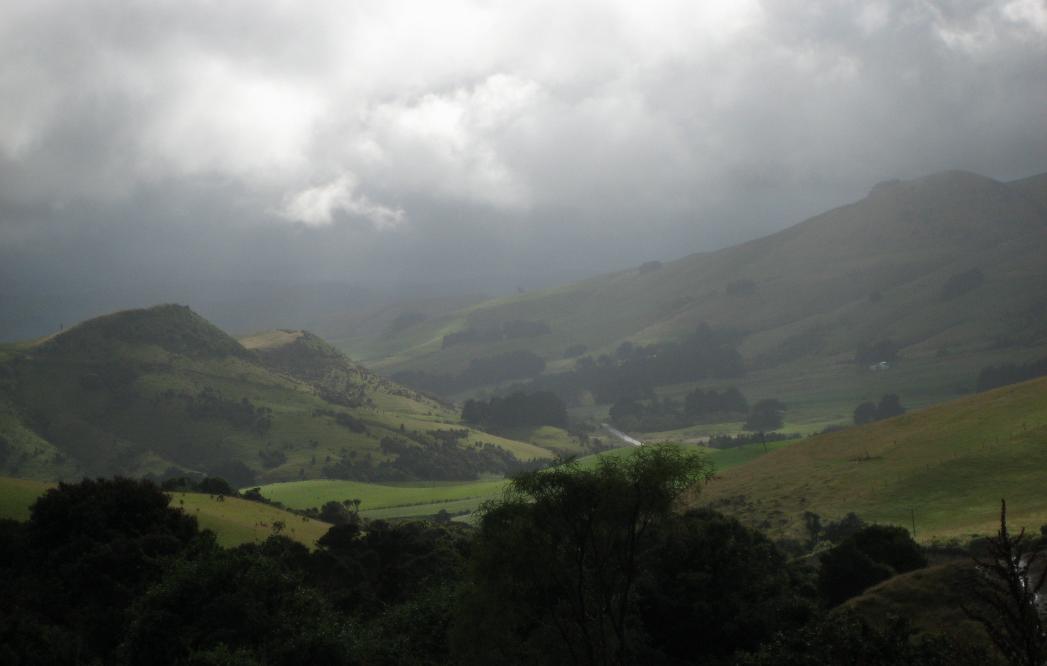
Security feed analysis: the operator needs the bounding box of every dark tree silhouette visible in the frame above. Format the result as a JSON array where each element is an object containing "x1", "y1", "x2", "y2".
[{"x1": 963, "y1": 500, "x2": 1047, "y2": 666}]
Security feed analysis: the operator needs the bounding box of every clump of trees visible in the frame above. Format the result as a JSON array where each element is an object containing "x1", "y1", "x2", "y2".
[
  {"x1": 609, "y1": 386, "x2": 749, "y2": 432},
  {"x1": 745, "y1": 398, "x2": 786, "y2": 433},
  {"x1": 313, "y1": 408, "x2": 368, "y2": 433},
  {"x1": 818, "y1": 524, "x2": 928, "y2": 606},
  {"x1": 453, "y1": 446, "x2": 815, "y2": 664},
  {"x1": 707, "y1": 431, "x2": 797, "y2": 449},
  {"x1": 462, "y1": 391, "x2": 568, "y2": 430},
  {"x1": 853, "y1": 393, "x2": 907, "y2": 424},
  {"x1": 976, "y1": 356, "x2": 1047, "y2": 392},
  {"x1": 521, "y1": 324, "x2": 745, "y2": 406},
  {"x1": 322, "y1": 433, "x2": 541, "y2": 482},
  {"x1": 0, "y1": 466, "x2": 1021, "y2": 664},
  {"x1": 178, "y1": 387, "x2": 273, "y2": 435}
]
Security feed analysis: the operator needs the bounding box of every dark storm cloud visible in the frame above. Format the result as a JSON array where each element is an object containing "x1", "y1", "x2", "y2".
[{"x1": 1, "y1": 0, "x2": 1045, "y2": 336}]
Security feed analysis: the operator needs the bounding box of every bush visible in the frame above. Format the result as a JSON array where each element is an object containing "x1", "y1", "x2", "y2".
[{"x1": 818, "y1": 525, "x2": 926, "y2": 606}]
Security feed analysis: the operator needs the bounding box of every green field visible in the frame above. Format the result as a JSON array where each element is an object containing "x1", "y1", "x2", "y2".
[
  {"x1": 256, "y1": 477, "x2": 511, "y2": 518},
  {"x1": 254, "y1": 439, "x2": 798, "y2": 520},
  {"x1": 701, "y1": 377, "x2": 1047, "y2": 542},
  {"x1": 0, "y1": 477, "x2": 331, "y2": 549}
]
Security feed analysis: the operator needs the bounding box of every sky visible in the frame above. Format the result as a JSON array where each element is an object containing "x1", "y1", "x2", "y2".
[{"x1": 1, "y1": 0, "x2": 1046, "y2": 337}]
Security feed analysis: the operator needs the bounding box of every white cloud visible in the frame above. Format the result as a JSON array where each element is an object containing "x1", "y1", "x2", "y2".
[{"x1": 279, "y1": 173, "x2": 405, "y2": 230}]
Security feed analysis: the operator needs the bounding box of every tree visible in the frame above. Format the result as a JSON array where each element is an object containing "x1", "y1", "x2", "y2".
[
  {"x1": 962, "y1": 500, "x2": 1047, "y2": 666},
  {"x1": 745, "y1": 399, "x2": 786, "y2": 451},
  {"x1": 853, "y1": 401, "x2": 879, "y2": 425},
  {"x1": 120, "y1": 540, "x2": 351, "y2": 666},
  {"x1": 453, "y1": 445, "x2": 719, "y2": 664},
  {"x1": 876, "y1": 393, "x2": 906, "y2": 419},
  {"x1": 818, "y1": 525, "x2": 926, "y2": 606},
  {"x1": 15, "y1": 478, "x2": 203, "y2": 661},
  {"x1": 197, "y1": 476, "x2": 234, "y2": 496},
  {"x1": 745, "y1": 399, "x2": 786, "y2": 432}
]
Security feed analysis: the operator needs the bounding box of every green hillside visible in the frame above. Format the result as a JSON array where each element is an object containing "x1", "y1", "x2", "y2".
[
  {"x1": 699, "y1": 376, "x2": 1047, "y2": 542},
  {"x1": 0, "y1": 476, "x2": 330, "y2": 548},
  {"x1": 349, "y1": 170, "x2": 1047, "y2": 422},
  {"x1": 0, "y1": 305, "x2": 556, "y2": 484}
]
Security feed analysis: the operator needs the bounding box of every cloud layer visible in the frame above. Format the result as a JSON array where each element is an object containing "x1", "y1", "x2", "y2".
[{"x1": 1, "y1": 0, "x2": 1045, "y2": 326}]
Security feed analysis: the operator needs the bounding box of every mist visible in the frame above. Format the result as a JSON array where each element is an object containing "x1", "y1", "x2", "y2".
[{"x1": 2, "y1": 0, "x2": 1045, "y2": 339}]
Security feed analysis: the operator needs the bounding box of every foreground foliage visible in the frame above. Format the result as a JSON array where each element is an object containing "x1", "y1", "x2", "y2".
[{"x1": 0, "y1": 454, "x2": 1031, "y2": 665}]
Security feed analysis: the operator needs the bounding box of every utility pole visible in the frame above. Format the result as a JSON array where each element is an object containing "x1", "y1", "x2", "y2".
[{"x1": 910, "y1": 507, "x2": 917, "y2": 539}]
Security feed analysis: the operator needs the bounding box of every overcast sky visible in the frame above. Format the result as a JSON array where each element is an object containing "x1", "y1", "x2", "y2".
[{"x1": 1, "y1": 0, "x2": 1046, "y2": 335}]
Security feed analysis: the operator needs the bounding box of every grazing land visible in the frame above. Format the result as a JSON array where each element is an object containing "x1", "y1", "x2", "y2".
[{"x1": 700, "y1": 376, "x2": 1047, "y2": 542}]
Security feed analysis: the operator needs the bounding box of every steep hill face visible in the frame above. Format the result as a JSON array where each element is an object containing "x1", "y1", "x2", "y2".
[
  {"x1": 0, "y1": 305, "x2": 550, "y2": 483},
  {"x1": 360, "y1": 170, "x2": 1047, "y2": 389},
  {"x1": 241, "y1": 329, "x2": 432, "y2": 408},
  {"x1": 698, "y1": 376, "x2": 1047, "y2": 541}
]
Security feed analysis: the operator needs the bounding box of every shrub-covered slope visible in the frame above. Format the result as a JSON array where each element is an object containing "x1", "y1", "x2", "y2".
[{"x1": 0, "y1": 305, "x2": 549, "y2": 483}]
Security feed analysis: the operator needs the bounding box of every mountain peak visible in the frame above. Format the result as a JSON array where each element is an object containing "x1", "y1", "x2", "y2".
[{"x1": 44, "y1": 304, "x2": 247, "y2": 358}]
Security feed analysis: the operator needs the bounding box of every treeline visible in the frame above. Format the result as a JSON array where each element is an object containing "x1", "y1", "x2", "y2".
[
  {"x1": 442, "y1": 320, "x2": 551, "y2": 348},
  {"x1": 392, "y1": 350, "x2": 546, "y2": 394},
  {"x1": 161, "y1": 387, "x2": 273, "y2": 435},
  {"x1": 395, "y1": 324, "x2": 744, "y2": 401},
  {"x1": 0, "y1": 460, "x2": 1011, "y2": 665},
  {"x1": 976, "y1": 356, "x2": 1047, "y2": 392},
  {"x1": 321, "y1": 431, "x2": 542, "y2": 482},
  {"x1": 609, "y1": 386, "x2": 748, "y2": 432},
  {"x1": 853, "y1": 393, "x2": 907, "y2": 425},
  {"x1": 313, "y1": 407, "x2": 368, "y2": 433},
  {"x1": 461, "y1": 391, "x2": 568, "y2": 430},
  {"x1": 707, "y1": 431, "x2": 797, "y2": 449},
  {"x1": 520, "y1": 324, "x2": 745, "y2": 406}
]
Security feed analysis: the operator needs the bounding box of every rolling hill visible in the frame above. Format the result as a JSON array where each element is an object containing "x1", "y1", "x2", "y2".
[
  {"x1": 0, "y1": 305, "x2": 559, "y2": 484},
  {"x1": 698, "y1": 376, "x2": 1047, "y2": 542},
  {"x1": 0, "y1": 476, "x2": 332, "y2": 548},
  {"x1": 348, "y1": 170, "x2": 1047, "y2": 423}
]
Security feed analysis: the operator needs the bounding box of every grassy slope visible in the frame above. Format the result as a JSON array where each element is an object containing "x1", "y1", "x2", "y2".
[
  {"x1": 0, "y1": 477, "x2": 330, "y2": 548},
  {"x1": 350, "y1": 171, "x2": 1047, "y2": 422},
  {"x1": 700, "y1": 377, "x2": 1047, "y2": 542},
  {"x1": 0, "y1": 305, "x2": 550, "y2": 483}
]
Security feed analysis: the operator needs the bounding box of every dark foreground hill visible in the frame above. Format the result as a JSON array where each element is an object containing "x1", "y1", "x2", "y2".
[{"x1": 0, "y1": 305, "x2": 551, "y2": 483}]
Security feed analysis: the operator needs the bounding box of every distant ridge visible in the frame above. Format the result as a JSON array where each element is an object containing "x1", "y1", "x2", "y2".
[{"x1": 358, "y1": 169, "x2": 1047, "y2": 394}]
